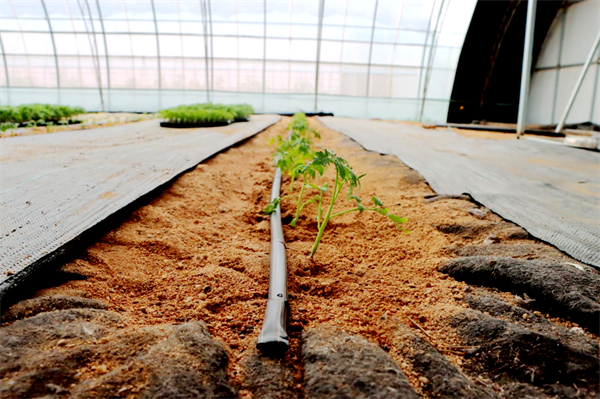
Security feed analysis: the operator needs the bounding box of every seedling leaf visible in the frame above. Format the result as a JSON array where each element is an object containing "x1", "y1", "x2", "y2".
[
  {"x1": 372, "y1": 195, "x2": 384, "y2": 207},
  {"x1": 264, "y1": 197, "x2": 281, "y2": 214},
  {"x1": 388, "y1": 214, "x2": 407, "y2": 224}
]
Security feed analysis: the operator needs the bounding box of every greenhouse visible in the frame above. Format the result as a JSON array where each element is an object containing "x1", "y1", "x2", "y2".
[{"x1": 1, "y1": 0, "x2": 599, "y2": 398}]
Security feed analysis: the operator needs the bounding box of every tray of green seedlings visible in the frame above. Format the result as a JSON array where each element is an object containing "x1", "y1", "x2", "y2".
[
  {"x1": 0, "y1": 104, "x2": 86, "y2": 132},
  {"x1": 158, "y1": 103, "x2": 254, "y2": 128}
]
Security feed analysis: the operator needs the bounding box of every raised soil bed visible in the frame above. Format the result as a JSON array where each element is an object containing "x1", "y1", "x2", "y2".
[{"x1": 1, "y1": 117, "x2": 598, "y2": 398}]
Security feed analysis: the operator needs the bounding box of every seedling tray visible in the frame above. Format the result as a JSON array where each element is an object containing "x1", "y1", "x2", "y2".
[{"x1": 18, "y1": 119, "x2": 82, "y2": 128}]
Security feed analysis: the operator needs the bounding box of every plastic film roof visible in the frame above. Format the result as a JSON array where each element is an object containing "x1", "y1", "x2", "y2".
[{"x1": 0, "y1": 0, "x2": 476, "y2": 122}]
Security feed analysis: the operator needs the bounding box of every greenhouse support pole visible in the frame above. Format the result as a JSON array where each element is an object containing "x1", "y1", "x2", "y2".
[
  {"x1": 516, "y1": 0, "x2": 537, "y2": 138},
  {"x1": 554, "y1": 30, "x2": 600, "y2": 133},
  {"x1": 550, "y1": 9, "x2": 566, "y2": 124},
  {"x1": 95, "y1": 0, "x2": 111, "y2": 89},
  {"x1": 261, "y1": 0, "x2": 267, "y2": 112},
  {"x1": 590, "y1": 45, "x2": 600, "y2": 123},
  {"x1": 200, "y1": 0, "x2": 210, "y2": 103},
  {"x1": 314, "y1": 0, "x2": 325, "y2": 113},
  {"x1": 79, "y1": 0, "x2": 105, "y2": 112},
  {"x1": 40, "y1": 0, "x2": 61, "y2": 92},
  {"x1": 0, "y1": 34, "x2": 9, "y2": 105},
  {"x1": 208, "y1": 0, "x2": 215, "y2": 99},
  {"x1": 0, "y1": 33, "x2": 9, "y2": 88},
  {"x1": 150, "y1": 0, "x2": 162, "y2": 97},
  {"x1": 416, "y1": 1, "x2": 435, "y2": 119},
  {"x1": 419, "y1": 0, "x2": 446, "y2": 123},
  {"x1": 364, "y1": 0, "x2": 379, "y2": 98}
]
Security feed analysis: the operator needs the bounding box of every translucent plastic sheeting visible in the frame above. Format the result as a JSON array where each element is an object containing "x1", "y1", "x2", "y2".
[
  {"x1": 319, "y1": 116, "x2": 600, "y2": 268},
  {"x1": 0, "y1": 114, "x2": 280, "y2": 296},
  {"x1": 0, "y1": 0, "x2": 476, "y2": 122}
]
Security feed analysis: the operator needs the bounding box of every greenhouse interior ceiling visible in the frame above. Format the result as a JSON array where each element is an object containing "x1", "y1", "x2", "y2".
[{"x1": 0, "y1": 0, "x2": 476, "y2": 122}]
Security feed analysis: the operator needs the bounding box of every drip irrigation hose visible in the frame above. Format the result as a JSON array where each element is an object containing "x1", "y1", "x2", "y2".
[{"x1": 257, "y1": 166, "x2": 290, "y2": 354}]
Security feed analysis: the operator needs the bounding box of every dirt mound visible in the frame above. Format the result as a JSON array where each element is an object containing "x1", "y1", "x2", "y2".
[
  {"x1": 440, "y1": 256, "x2": 600, "y2": 333},
  {"x1": 451, "y1": 309, "x2": 599, "y2": 397},
  {"x1": 241, "y1": 348, "x2": 297, "y2": 398},
  {"x1": 0, "y1": 308, "x2": 234, "y2": 399},
  {"x1": 303, "y1": 328, "x2": 417, "y2": 399},
  {"x1": 390, "y1": 321, "x2": 496, "y2": 398},
  {"x1": 2, "y1": 295, "x2": 108, "y2": 323}
]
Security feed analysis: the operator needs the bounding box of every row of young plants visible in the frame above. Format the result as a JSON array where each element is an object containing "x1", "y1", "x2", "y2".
[
  {"x1": 0, "y1": 104, "x2": 86, "y2": 131},
  {"x1": 158, "y1": 103, "x2": 254, "y2": 125},
  {"x1": 265, "y1": 113, "x2": 408, "y2": 257}
]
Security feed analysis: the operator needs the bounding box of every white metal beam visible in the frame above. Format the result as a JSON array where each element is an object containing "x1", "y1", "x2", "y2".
[
  {"x1": 79, "y1": 0, "x2": 105, "y2": 111},
  {"x1": 200, "y1": 0, "x2": 210, "y2": 102},
  {"x1": 516, "y1": 0, "x2": 537, "y2": 138},
  {"x1": 0, "y1": 33, "x2": 9, "y2": 87},
  {"x1": 555, "y1": 30, "x2": 600, "y2": 133},
  {"x1": 150, "y1": 0, "x2": 162, "y2": 90},
  {"x1": 365, "y1": 0, "x2": 379, "y2": 97},
  {"x1": 314, "y1": 0, "x2": 325, "y2": 113},
  {"x1": 94, "y1": 0, "x2": 111, "y2": 90},
  {"x1": 40, "y1": 0, "x2": 60, "y2": 88},
  {"x1": 262, "y1": 0, "x2": 267, "y2": 94},
  {"x1": 419, "y1": 0, "x2": 447, "y2": 123}
]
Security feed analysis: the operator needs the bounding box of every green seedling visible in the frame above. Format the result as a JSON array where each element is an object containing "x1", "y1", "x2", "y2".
[
  {"x1": 266, "y1": 148, "x2": 408, "y2": 257},
  {"x1": 286, "y1": 112, "x2": 320, "y2": 139},
  {"x1": 158, "y1": 103, "x2": 254, "y2": 124},
  {"x1": 271, "y1": 112, "x2": 320, "y2": 190},
  {"x1": 0, "y1": 104, "x2": 85, "y2": 126},
  {"x1": 0, "y1": 122, "x2": 17, "y2": 133},
  {"x1": 273, "y1": 133, "x2": 315, "y2": 190}
]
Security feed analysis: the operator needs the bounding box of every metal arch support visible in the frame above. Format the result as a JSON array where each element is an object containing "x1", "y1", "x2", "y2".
[
  {"x1": 550, "y1": 7, "x2": 566, "y2": 124},
  {"x1": 314, "y1": 0, "x2": 325, "y2": 113},
  {"x1": 419, "y1": 0, "x2": 446, "y2": 123},
  {"x1": 416, "y1": 1, "x2": 436, "y2": 118},
  {"x1": 95, "y1": 0, "x2": 111, "y2": 90},
  {"x1": 150, "y1": 0, "x2": 161, "y2": 90},
  {"x1": 207, "y1": 0, "x2": 214, "y2": 96},
  {"x1": 365, "y1": 0, "x2": 379, "y2": 97},
  {"x1": 590, "y1": 44, "x2": 600, "y2": 123},
  {"x1": 262, "y1": 0, "x2": 267, "y2": 94},
  {"x1": 555, "y1": 30, "x2": 600, "y2": 133},
  {"x1": 80, "y1": 0, "x2": 105, "y2": 111},
  {"x1": 200, "y1": 0, "x2": 210, "y2": 102},
  {"x1": 516, "y1": 0, "x2": 537, "y2": 138},
  {"x1": 0, "y1": 33, "x2": 10, "y2": 87},
  {"x1": 40, "y1": 0, "x2": 60, "y2": 88}
]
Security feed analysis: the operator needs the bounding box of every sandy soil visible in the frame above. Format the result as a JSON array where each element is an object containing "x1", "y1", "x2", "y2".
[{"x1": 33, "y1": 117, "x2": 591, "y2": 397}]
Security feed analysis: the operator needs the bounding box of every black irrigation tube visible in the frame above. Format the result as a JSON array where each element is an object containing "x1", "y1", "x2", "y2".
[{"x1": 256, "y1": 166, "x2": 290, "y2": 355}]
